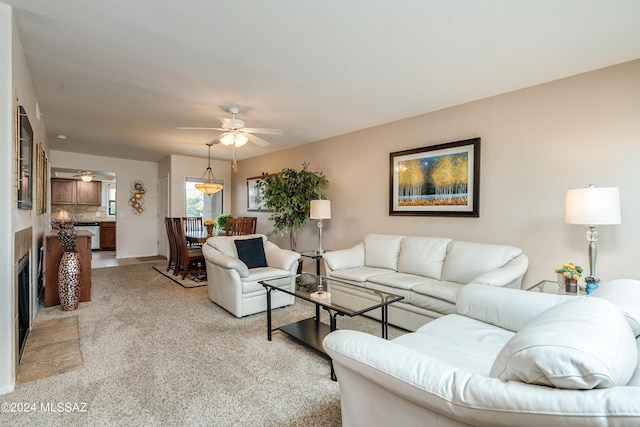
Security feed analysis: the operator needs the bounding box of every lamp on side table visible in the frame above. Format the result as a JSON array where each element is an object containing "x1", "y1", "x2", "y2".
[
  {"x1": 565, "y1": 185, "x2": 621, "y2": 289},
  {"x1": 310, "y1": 200, "x2": 331, "y2": 255}
]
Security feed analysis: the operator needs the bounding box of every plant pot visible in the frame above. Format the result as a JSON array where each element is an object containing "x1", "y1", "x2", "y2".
[
  {"x1": 58, "y1": 251, "x2": 82, "y2": 311},
  {"x1": 564, "y1": 278, "x2": 578, "y2": 294}
]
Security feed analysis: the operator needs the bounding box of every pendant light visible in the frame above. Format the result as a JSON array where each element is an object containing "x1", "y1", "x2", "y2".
[{"x1": 195, "y1": 143, "x2": 223, "y2": 195}]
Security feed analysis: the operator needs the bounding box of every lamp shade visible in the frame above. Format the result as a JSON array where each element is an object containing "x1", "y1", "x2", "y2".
[
  {"x1": 565, "y1": 186, "x2": 621, "y2": 225},
  {"x1": 310, "y1": 200, "x2": 331, "y2": 220}
]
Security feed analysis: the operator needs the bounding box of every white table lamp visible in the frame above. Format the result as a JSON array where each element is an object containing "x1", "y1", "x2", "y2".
[
  {"x1": 565, "y1": 185, "x2": 621, "y2": 284},
  {"x1": 310, "y1": 200, "x2": 331, "y2": 255}
]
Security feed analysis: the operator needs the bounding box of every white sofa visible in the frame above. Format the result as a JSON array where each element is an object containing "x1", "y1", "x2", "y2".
[
  {"x1": 323, "y1": 280, "x2": 640, "y2": 427},
  {"x1": 322, "y1": 234, "x2": 528, "y2": 331},
  {"x1": 202, "y1": 234, "x2": 300, "y2": 317}
]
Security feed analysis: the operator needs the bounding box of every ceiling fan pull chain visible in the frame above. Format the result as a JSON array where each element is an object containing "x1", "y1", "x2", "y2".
[{"x1": 232, "y1": 144, "x2": 238, "y2": 172}]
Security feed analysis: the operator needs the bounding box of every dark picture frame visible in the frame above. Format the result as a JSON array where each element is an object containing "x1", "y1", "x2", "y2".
[
  {"x1": 36, "y1": 141, "x2": 48, "y2": 214},
  {"x1": 389, "y1": 138, "x2": 480, "y2": 217},
  {"x1": 17, "y1": 106, "x2": 33, "y2": 210}
]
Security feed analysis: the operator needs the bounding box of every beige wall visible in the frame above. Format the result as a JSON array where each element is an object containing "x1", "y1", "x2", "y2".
[{"x1": 236, "y1": 60, "x2": 640, "y2": 287}]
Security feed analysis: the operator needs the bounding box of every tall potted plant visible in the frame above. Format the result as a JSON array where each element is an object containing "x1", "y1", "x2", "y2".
[{"x1": 258, "y1": 162, "x2": 329, "y2": 250}]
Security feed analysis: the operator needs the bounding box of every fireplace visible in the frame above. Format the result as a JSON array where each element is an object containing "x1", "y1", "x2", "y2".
[
  {"x1": 17, "y1": 252, "x2": 30, "y2": 362},
  {"x1": 14, "y1": 227, "x2": 32, "y2": 367}
]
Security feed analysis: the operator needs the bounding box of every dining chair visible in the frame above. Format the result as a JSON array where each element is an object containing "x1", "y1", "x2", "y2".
[
  {"x1": 164, "y1": 217, "x2": 178, "y2": 273},
  {"x1": 182, "y1": 216, "x2": 203, "y2": 247},
  {"x1": 225, "y1": 217, "x2": 257, "y2": 236},
  {"x1": 173, "y1": 217, "x2": 205, "y2": 279}
]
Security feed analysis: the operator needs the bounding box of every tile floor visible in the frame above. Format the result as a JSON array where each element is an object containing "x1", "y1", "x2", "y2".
[
  {"x1": 17, "y1": 317, "x2": 83, "y2": 384},
  {"x1": 91, "y1": 251, "x2": 166, "y2": 269}
]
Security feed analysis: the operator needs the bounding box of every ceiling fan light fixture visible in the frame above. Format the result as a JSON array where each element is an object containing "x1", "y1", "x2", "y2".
[
  {"x1": 81, "y1": 172, "x2": 93, "y2": 182},
  {"x1": 196, "y1": 143, "x2": 223, "y2": 196},
  {"x1": 219, "y1": 132, "x2": 248, "y2": 147}
]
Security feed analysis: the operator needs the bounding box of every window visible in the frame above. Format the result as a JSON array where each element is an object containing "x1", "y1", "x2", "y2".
[
  {"x1": 185, "y1": 178, "x2": 224, "y2": 219},
  {"x1": 107, "y1": 183, "x2": 116, "y2": 216}
]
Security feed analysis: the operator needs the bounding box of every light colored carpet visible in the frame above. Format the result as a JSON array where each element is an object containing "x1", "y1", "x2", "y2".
[{"x1": 4, "y1": 262, "x2": 406, "y2": 426}]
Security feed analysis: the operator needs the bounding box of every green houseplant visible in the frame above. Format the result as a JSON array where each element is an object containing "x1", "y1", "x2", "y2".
[
  {"x1": 258, "y1": 162, "x2": 329, "y2": 250},
  {"x1": 215, "y1": 213, "x2": 233, "y2": 233}
]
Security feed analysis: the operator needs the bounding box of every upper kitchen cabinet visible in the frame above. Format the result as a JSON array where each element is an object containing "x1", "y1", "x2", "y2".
[{"x1": 51, "y1": 179, "x2": 102, "y2": 205}]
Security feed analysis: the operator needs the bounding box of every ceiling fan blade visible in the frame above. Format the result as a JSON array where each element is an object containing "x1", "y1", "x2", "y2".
[
  {"x1": 177, "y1": 126, "x2": 225, "y2": 131},
  {"x1": 242, "y1": 127, "x2": 284, "y2": 135},
  {"x1": 245, "y1": 133, "x2": 271, "y2": 147},
  {"x1": 217, "y1": 116, "x2": 234, "y2": 128}
]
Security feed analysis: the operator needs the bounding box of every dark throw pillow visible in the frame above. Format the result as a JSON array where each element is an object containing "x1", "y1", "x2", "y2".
[{"x1": 234, "y1": 237, "x2": 268, "y2": 269}]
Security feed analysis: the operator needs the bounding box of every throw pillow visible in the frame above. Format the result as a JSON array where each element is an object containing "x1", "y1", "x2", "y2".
[
  {"x1": 489, "y1": 297, "x2": 637, "y2": 389},
  {"x1": 234, "y1": 237, "x2": 268, "y2": 269}
]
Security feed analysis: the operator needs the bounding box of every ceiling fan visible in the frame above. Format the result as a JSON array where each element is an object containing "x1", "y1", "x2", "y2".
[
  {"x1": 71, "y1": 171, "x2": 115, "y2": 182},
  {"x1": 178, "y1": 107, "x2": 283, "y2": 171},
  {"x1": 178, "y1": 107, "x2": 283, "y2": 147}
]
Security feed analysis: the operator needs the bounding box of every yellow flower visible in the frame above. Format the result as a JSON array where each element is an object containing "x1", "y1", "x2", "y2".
[{"x1": 572, "y1": 274, "x2": 579, "y2": 281}]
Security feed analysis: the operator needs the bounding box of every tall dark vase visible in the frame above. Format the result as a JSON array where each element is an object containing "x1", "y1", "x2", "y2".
[{"x1": 58, "y1": 251, "x2": 82, "y2": 311}]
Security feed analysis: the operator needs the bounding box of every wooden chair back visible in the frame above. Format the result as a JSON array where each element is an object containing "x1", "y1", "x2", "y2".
[
  {"x1": 225, "y1": 217, "x2": 257, "y2": 236},
  {"x1": 172, "y1": 217, "x2": 205, "y2": 279},
  {"x1": 182, "y1": 216, "x2": 203, "y2": 232},
  {"x1": 164, "y1": 217, "x2": 178, "y2": 272}
]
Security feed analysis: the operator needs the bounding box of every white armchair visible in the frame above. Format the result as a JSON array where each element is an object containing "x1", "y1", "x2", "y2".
[{"x1": 202, "y1": 234, "x2": 300, "y2": 317}]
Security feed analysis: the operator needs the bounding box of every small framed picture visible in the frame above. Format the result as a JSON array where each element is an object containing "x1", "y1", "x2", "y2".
[
  {"x1": 389, "y1": 138, "x2": 480, "y2": 217},
  {"x1": 247, "y1": 176, "x2": 268, "y2": 211}
]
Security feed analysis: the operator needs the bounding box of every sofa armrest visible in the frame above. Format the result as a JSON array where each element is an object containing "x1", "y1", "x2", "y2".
[
  {"x1": 323, "y1": 330, "x2": 640, "y2": 427},
  {"x1": 456, "y1": 283, "x2": 571, "y2": 332},
  {"x1": 468, "y1": 254, "x2": 529, "y2": 288},
  {"x1": 322, "y1": 243, "x2": 365, "y2": 273},
  {"x1": 202, "y1": 244, "x2": 249, "y2": 277},
  {"x1": 264, "y1": 241, "x2": 301, "y2": 272}
]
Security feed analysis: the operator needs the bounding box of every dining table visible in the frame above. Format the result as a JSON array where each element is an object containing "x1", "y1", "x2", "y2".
[{"x1": 184, "y1": 230, "x2": 211, "y2": 245}]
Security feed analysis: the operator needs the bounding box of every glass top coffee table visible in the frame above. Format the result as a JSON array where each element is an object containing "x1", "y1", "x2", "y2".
[{"x1": 260, "y1": 273, "x2": 404, "y2": 380}]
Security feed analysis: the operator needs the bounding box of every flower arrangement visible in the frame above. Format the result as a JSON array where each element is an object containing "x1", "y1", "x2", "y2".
[
  {"x1": 555, "y1": 263, "x2": 583, "y2": 281},
  {"x1": 204, "y1": 219, "x2": 216, "y2": 234}
]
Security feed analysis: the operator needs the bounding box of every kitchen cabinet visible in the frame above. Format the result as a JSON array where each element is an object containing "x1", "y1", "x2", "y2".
[
  {"x1": 45, "y1": 231, "x2": 92, "y2": 307},
  {"x1": 100, "y1": 222, "x2": 116, "y2": 251},
  {"x1": 51, "y1": 179, "x2": 102, "y2": 205}
]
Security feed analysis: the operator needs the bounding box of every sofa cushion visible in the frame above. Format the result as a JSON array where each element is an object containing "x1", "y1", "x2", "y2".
[
  {"x1": 411, "y1": 279, "x2": 463, "y2": 304},
  {"x1": 329, "y1": 267, "x2": 392, "y2": 284},
  {"x1": 367, "y1": 272, "x2": 429, "y2": 291},
  {"x1": 234, "y1": 237, "x2": 268, "y2": 269},
  {"x1": 393, "y1": 314, "x2": 515, "y2": 375},
  {"x1": 490, "y1": 297, "x2": 638, "y2": 389},
  {"x1": 364, "y1": 234, "x2": 404, "y2": 270},
  {"x1": 408, "y1": 292, "x2": 456, "y2": 316},
  {"x1": 589, "y1": 279, "x2": 640, "y2": 337},
  {"x1": 441, "y1": 241, "x2": 522, "y2": 284},
  {"x1": 397, "y1": 236, "x2": 452, "y2": 280}
]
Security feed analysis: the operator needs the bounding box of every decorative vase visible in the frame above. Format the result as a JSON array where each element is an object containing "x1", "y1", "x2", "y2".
[
  {"x1": 205, "y1": 225, "x2": 214, "y2": 236},
  {"x1": 58, "y1": 251, "x2": 82, "y2": 311},
  {"x1": 564, "y1": 278, "x2": 578, "y2": 294}
]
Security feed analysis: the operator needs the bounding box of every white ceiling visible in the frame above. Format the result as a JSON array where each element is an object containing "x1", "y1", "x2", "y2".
[{"x1": 5, "y1": 0, "x2": 640, "y2": 163}]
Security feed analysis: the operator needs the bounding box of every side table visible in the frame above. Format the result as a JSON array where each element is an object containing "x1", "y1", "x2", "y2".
[
  {"x1": 526, "y1": 279, "x2": 585, "y2": 296},
  {"x1": 298, "y1": 250, "x2": 330, "y2": 276}
]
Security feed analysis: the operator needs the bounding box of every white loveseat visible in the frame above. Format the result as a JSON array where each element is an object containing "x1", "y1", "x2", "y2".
[
  {"x1": 322, "y1": 234, "x2": 528, "y2": 331},
  {"x1": 323, "y1": 280, "x2": 640, "y2": 427},
  {"x1": 202, "y1": 234, "x2": 300, "y2": 317}
]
